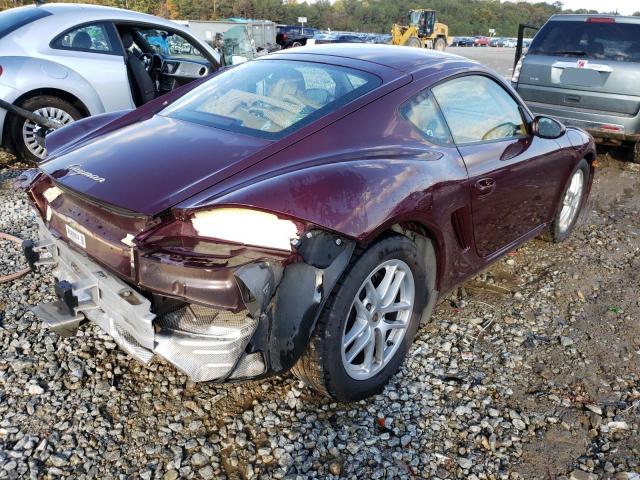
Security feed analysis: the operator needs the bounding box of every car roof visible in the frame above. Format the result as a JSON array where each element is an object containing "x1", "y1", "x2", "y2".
[
  {"x1": 269, "y1": 44, "x2": 477, "y2": 74},
  {"x1": 548, "y1": 14, "x2": 640, "y2": 24},
  {"x1": 31, "y1": 2, "x2": 186, "y2": 28}
]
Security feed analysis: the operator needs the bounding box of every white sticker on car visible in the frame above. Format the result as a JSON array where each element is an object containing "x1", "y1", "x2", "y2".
[{"x1": 65, "y1": 225, "x2": 86, "y2": 248}]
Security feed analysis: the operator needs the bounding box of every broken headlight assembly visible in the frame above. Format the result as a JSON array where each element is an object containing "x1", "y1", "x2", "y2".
[{"x1": 134, "y1": 207, "x2": 303, "y2": 310}]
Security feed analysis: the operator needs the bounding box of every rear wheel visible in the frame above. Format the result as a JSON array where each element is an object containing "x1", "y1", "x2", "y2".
[
  {"x1": 434, "y1": 37, "x2": 446, "y2": 51},
  {"x1": 8, "y1": 95, "x2": 82, "y2": 162},
  {"x1": 406, "y1": 37, "x2": 422, "y2": 48},
  {"x1": 544, "y1": 159, "x2": 589, "y2": 243},
  {"x1": 292, "y1": 235, "x2": 428, "y2": 401}
]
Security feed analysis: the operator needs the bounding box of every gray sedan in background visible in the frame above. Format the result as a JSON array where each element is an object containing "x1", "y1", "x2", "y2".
[{"x1": 0, "y1": 3, "x2": 220, "y2": 161}]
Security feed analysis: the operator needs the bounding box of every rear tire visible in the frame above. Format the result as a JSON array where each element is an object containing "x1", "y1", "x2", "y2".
[
  {"x1": 434, "y1": 38, "x2": 446, "y2": 51},
  {"x1": 543, "y1": 159, "x2": 589, "y2": 243},
  {"x1": 406, "y1": 37, "x2": 422, "y2": 48},
  {"x1": 632, "y1": 142, "x2": 640, "y2": 164},
  {"x1": 8, "y1": 95, "x2": 82, "y2": 163},
  {"x1": 292, "y1": 235, "x2": 428, "y2": 401}
]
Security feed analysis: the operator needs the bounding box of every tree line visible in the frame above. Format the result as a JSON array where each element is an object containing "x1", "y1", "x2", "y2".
[{"x1": 2, "y1": 0, "x2": 639, "y2": 36}]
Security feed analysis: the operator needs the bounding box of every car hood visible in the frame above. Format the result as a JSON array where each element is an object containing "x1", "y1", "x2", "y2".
[{"x1": 40, "y1": 115, "x2": 271, "y2": 215}]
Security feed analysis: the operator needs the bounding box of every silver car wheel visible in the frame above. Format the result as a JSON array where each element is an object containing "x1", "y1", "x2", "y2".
[
  {"x1": 558, "y1": 169, "x2": 585, "y2": 233},
  {"x1": 22, "y1": 107, "x2": 75, "y2": 160},
  {"x1": 341, "y1": 259, "x2": 415, "y2": 381}
]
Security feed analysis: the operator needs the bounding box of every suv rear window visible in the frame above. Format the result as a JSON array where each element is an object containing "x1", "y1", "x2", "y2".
[
  {"x1": 0, "y1": 7, "x2": 51, "y2": 39},
  {"x1": 529, "y1": 20, "x2": 640, "y2": 63}
]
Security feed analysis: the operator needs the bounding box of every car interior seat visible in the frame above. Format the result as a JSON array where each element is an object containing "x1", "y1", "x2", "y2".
[
  {"x1": 121, "y1": 31, "x2": 156, "y2": 106},
  {"x1": 72, "y1": 31, "x2": 93, "y2": 50}
]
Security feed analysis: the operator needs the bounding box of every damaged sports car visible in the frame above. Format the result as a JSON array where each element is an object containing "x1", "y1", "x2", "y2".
[{"x1": 23, "y1": 45, "x2": 595, "y2": 401}]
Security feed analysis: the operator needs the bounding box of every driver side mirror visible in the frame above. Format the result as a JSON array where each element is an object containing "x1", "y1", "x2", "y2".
[{"x1": 531, "y1": 116, "x2": 566, "y2": 139}]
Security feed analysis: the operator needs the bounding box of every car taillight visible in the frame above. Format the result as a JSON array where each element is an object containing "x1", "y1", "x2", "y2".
[
  {"x1": 0, "y1": 65, "x2": 3, "y2": 77},
  {"x1": 586, "y1": 17, "x2": 615, "y2": 23},
  {"x1": 137, "y1": 208, "x2": 303, "y2": 253},
  {"x1": 512, "y1": 55, "x2": 524, "y2": 84},
  {"x1": 283, "y1": 33, "x2": 288, "y2": 41},
  {"x1": 134, "y1": 208, "x2": 301, "y2": 308}
]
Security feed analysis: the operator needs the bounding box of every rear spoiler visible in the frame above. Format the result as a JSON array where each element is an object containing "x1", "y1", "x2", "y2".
[{"x1": 514, "y1": 23, "x2": 540, "y2": 68}]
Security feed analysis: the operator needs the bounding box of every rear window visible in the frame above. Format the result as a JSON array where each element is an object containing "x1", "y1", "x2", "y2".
[
  {"x1": 161, "y1": 59, "x2": 381, "y2": 139},
  {"x1": 529, "y1": 20, "x2": 640, "y2": 63},
  {"x1": 0, "y1": 7, "x2": 51, "y2": 39}
]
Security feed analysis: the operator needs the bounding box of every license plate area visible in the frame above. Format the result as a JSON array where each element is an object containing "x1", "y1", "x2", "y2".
[{"x1": 65, "y1": 224, "x2": 86, "y2": 248}]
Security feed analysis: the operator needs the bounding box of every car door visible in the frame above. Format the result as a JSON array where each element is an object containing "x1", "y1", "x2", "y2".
[
  {"x1": 46, "y1": 22, "x2": 134, "y2": 111},
  {"x1": 432, "y1": 74, "x2": 567, "y2": 258}
]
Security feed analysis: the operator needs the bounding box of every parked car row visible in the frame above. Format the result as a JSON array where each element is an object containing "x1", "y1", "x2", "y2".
[
  {"x1": 276, "y1": 26, "x2": 391, "y2": 48},
  {"x1": 451, "y1": 36, "x2": 524, "y2": 47}
]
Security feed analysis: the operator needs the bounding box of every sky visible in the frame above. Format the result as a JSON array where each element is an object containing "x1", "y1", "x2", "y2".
[{"x1": 529, "y1": 0, "x2": 638, "y2": 15}]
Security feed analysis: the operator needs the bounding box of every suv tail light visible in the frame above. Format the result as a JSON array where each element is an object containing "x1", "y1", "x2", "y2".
[
  {"x1": 512, "y1": 56, "x2": 524, "y2": 84},
  {"x1": 0, "y1": 65, "x2": 3, "y2": 77},
  {"x1": 282, "y1": 33, "x2": 288, "y2": 41},
  {"x1": 586, "y1": 17, "x2": 615, "y2": 23}
]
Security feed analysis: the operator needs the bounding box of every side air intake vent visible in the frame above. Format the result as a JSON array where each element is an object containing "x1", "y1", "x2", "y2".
[{"x1": 451, "y1": 207, "x2": 472, "y2": 251}]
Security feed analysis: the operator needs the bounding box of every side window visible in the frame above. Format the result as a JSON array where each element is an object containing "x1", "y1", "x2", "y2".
[
  {"x1": 52, "y1": 24, "x2": 113, "y2": 53},
  {"x1": 401, "y1": 90, "x2": 452, "y2": 145},
  {"x1": 432, "y1": 75, "x2": 527, "y2": 144}
]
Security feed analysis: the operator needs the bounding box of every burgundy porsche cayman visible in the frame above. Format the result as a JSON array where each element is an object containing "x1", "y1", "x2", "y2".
[{"x1": 23, "y1": 44, "x2": 595, "y2": 401}]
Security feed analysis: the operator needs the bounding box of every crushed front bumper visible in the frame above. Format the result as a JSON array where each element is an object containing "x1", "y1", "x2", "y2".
[{"x1": 27, "y1": 218, "x2": 264, "y2": 382}]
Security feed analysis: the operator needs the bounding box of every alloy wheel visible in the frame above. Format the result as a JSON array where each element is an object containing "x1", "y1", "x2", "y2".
[
  {"x1": 22, "y1": 107, "x2": 75, "y2": 160},
  {"x1": 341, "y1": 259, "x2": 415, "y2": 380},
  {"x1": 558, "y1": 169, "x2": 584, "y2": 233}
]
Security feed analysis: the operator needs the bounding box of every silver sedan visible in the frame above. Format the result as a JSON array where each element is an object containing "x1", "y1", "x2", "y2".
[{"x1": 0, "y1": 3, "x2": 220, "y2": 161}]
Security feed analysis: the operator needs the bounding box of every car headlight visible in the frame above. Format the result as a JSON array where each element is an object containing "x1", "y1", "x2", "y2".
[{"x1": 189, "y1": 208, "x2": 300, "y2": 251}]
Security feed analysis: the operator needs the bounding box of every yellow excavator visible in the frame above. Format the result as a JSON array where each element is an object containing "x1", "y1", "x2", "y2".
[{"x1": 391, "y1": 9, "x2": 450, "y2": 51}]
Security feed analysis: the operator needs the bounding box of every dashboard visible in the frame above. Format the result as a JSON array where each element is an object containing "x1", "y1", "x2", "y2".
[{"x1": 156, "y1": 57, "x2": 210, "y2": 93}]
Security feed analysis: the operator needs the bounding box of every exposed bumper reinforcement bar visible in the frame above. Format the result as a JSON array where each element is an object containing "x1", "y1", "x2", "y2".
[{"x1": 28, "y1": 218, "x2": 262, "y2": 382}]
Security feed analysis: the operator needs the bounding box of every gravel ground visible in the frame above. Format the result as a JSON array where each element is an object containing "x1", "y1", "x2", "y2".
[{"x1": 0, "y1": 149, "x2": 639, "y2": 480}]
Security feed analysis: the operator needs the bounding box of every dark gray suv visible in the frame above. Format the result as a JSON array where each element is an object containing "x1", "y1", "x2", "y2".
[{"x1": 513, "y1": 14, "x2": 640, "y2": 162}]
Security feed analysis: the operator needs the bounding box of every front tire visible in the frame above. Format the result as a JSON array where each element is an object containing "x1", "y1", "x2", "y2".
[
  {"x1": 406, "y1": 37, "x2": 422, "y2": 48},
  {"x1": 544, "y1": 159, "x2": 589, "y2": 243},
  {"x1": 292, "y1": 235, "x2": 428, "y2": 401},
  {"x1": 8, "y1": 95, "x2": 81, "y2": 162},
  {"x1": 434, "y1": 37, "x2": 446, "y2": 51}
]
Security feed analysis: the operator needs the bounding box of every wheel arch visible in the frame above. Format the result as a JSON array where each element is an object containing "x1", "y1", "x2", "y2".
[
  {"x1": 2, "y1": 88, "x2": 91, "y2": 151},
  {"x1": 375, "y1": 221, "x2": 442, "y2": 323},
  {"x1": 13, "y1": 88, "x2": 91, "y2": 117}
]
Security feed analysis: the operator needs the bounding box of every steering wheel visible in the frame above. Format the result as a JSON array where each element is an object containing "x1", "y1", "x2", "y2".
[
  {"x1": 482, "y1": 122, "x2": 518, "y2": 141},
  {"x1": 139, "y1": 52, "x2": 154, "y2": 72}
]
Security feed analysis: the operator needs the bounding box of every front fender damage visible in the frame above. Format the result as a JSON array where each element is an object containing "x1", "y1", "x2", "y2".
[{"x1": 234, "y1": 230, "x2": 355, "y2": 376}]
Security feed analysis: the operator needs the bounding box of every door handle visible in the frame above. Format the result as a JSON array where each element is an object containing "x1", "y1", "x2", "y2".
[{"x1": 475, "y1": 178, "x2": 496, "y2": 195}]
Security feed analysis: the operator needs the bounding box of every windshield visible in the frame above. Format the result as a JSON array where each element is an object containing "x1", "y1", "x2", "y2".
[
  {"x1": 161, "y1": 59, "x2": 381, "y2": 139},
  {"x1": 0, "y1": 6, "x2": 51, "y2": 39},
  {"x1": 529, "y1": 20, "x2": 640, "y2": 63}
]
